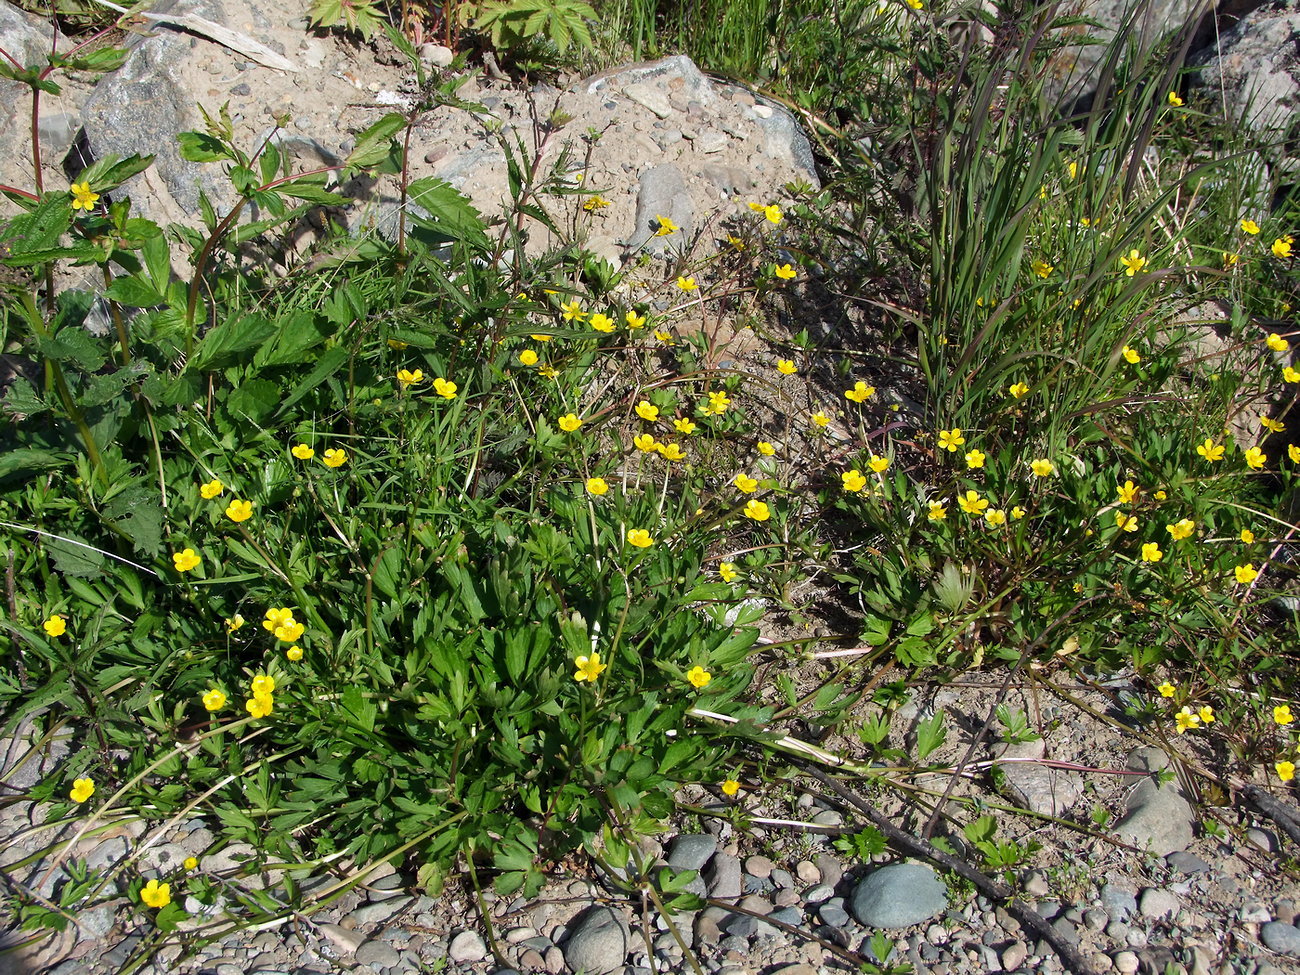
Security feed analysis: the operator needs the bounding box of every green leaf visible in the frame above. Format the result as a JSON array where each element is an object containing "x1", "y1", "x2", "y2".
[
  {"x1": 177, "y1": 132, "x2": 235, "y2": 163},
  {"x1": 345, "y1": 113, "x2": 407, "y2": 170},
  {"x1": 105, "y1": 275, "x2": 166, "y2": 308},
  {"x1": 225, "y1": 378, "x2": 280, "y2": 422},
  {"x1": 0, "y1": 193, "x2": 71, "y2": 261},
  {"x1": 0, "y1": 448, "x2": 66, "y2": 481},
  {"x1": 915, "y1": 709, "x2": 948, "y2": 761},
  {"x1": 404, "y1": 177, "x2": 488, "y2": 246},
  {"x1": 253, "y1": 310, "x2": 329, "y2": 368},
  {"x1": 274, "y1": 346, "x2": 348, "y2": 417},
  {"x1": 189, "y1": 313, "x2": 276, "y2": 370},
  {"x1": 77, "y1": 154, "x2": 155, "y2": 192}
]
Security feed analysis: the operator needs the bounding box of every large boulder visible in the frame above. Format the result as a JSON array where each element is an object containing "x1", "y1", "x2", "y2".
[{"x1": 1191, "y1": 0, "x2": 1300, "y2": 141}]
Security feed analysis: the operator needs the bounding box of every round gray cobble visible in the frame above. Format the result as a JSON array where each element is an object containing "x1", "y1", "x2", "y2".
[{"x1": 850, "y1": 863, "x2": 947, "y2": 929}]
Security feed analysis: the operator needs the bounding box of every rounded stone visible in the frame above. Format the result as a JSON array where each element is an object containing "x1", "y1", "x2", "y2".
[
  {"x1": 563, "y1": 906, "x2": 629, "y2": 975},
  {"x1": 448, "y1": 930, "x2": 487, "y2": 963},
  {"x1": 850, "y1": 864, "x2": 947, "y2": 929},
  {"x1": 1113, "y1": 950, "x2": 1140, "y2": 974},
  {"x1": 355, "y1": 941, "x2": 400, "y2": 968},
  {"x1": 1261, "y1": 921, "x2": 1300, "y2": 956}
]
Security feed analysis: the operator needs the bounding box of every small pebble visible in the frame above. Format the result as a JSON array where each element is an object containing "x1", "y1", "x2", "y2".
[
  {"x1": 745, "y1": 855, "x2": 774, "y2": 878},
  {"x1": 795, "y1": 860, "x2": 821, "y2": 884},
  {"x1": 1113, "y1": 951, "x2": 1140, "y2": 974}
]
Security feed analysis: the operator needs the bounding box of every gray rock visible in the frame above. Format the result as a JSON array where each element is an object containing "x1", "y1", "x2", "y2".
[
  {"x1": 622, "y1": 83, "x2": 673, "y2": 120},
  {"x1": 1102, "y1": 884, "x2": 1139, "y2": 921},
  {"x1": 632, "y1": 164, "x2": 692, "y2": 257},
  {"x1": 850, "y1": 863, "x2": 948, "y2": 928},
  {"x1": 705, "y1": 852, "x2": 742, "y2": 899},
  {"x1": 563, "y1": 906, "x2": 628, "y2": 975},
  {"x1": 742, "y1": 874, "x2": 774, "y2": 894},
  {"x1": 744, "y1": 855, "x2": 774, "y2": 879},
  {"x1": 747, "y1": 99, "x2": 819, "y2": 183},
  {"x1": 795, "y1": 859, "x2": 821, "y2": 883},
  {"x1": 86, "y1": 836, "x2": 129, "y2": 872},
  {"x1": 1002, "y1": 941, "x2": 1028, "y2": 969},
  {"x1": 586, "y1": 55, "x2": 718, "y2": 109},
  {"x1": 346, "y1": 895, "x2": 412, "y2": 926},
  {"x1": 1112, "y1": 748, "x2": 1196, "y2": 856},
  {"x1": 1192, "y1": 3, "x2": 1300, "y2": 139},
  {"x1": 1165, "y1": 851, "x2": 1210, "y2": 875},
  {"x1": 721, "y1": 913, "x2": 757, "y2": 938},
  {"x1": 448, "y1": 930, "x2": 486, "y2": 963},
  {"x1": 818, "y1": 902, "x2": 850, "y2": 927},
  {"x1": 993, "y1": 739, "x2": 1083, "y2": 817},
  {"x1": 355, "y1": 941, "x2": 400, "y2": 968},
  {"x1": 1139, "y1": 888, "x2": 1180, "y2": 920},
  {"x1": 814, "y1": 854, "x2": 843, "y2": 889},
  {"x1": 77, "y1": 903, "x2": 115, "y2": 939},
  {"x1": 418, "y1": 43, "x2": 453, "y2": 68},
  {"x1": 318, "y1": 923, "x2": 364, "y2": 956},
  {"x1": 1247, "y1": 827, "x2": 1279, "y2": 853},
  {"x1": 770, "y1": 868, "x2": 794, "y2": 888},
  {"x1": 1242, "y1": 902, "x2": 1273, "y2": 923},
  {"x1": 665, "y1": 834, "x2": 716, "y2": 871},
  {"x1": 1113, "y1": 950, "x2": 1140, "y2": 973},
  {"x1": 802, "y1": 884, "x2": 834, "y2": 905},
  {"x1": 768, "y1": 906, "x2": 801, "y2": 927}
]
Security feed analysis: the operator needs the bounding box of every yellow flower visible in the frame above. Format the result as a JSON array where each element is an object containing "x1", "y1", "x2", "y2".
[
  {"x1": 734, "y1": 473, "x2": 759, "y2": 493},
  {"x1": 811, "y1": 412, "x2": 830, "y2": 428},
  {"x1": 200, "y1": 478, "x2": 224, "y2": 499},
  {"x1": 1118, "y1": 480, "x2": 1139, "y2": 504},
  {"x1": 705, "y1": 390, "x2": 731, "y2": 415},
  {"x1": 756, "y1": 441, "x2": 776, "y2": 457},
  {"x1": 626, "y1": 310, "x2": 647, "y2": 329},
  {"x1": 1285, "y1": 367, "x2": 1300, "y2": 383},
  {"x1": 674, "y1": 418, "x2": 696, "y2": 435},
  {"x1": 1157, "y1": 681, "x2": 1176, "y2": 698},
  {"x1": 686, "y1": 665, "x2": 712, "y2": 688},
  {"x1": 1119, "y1": 249, "x2": 1148, "y2": 276},
  {"x1": 263, "y1": 607, "x2": 292, "y2": 632},
  {"x1": 69, "y1": 181, "x2": 101, "y2": 212},
  {"x1": 272, "y1": 615, "x2": 304, "y2": 642},
  {"x1": 842, "y1": 469, "x2": 867, "y2": 493},
  {"x1": 743, "y1": 499, "x2": 770, "y2": 522},
  {"x1": 1175, "y1": 706, "x2": 1200, "y2": 734},
  {"x1": 748, "y1": 201, "x2": 783, "y2": 224},
  {"x1": 560, "y1": 299, "x2": 585, "y2": 322},
  {"x1": 776, "y1": 359, "x2": 797, "y2": 375},
  {"x1": 433, "y1": 377, "x2": 457, "y2": 399},
  {"x1": 558, "y1": 413, "x2": 583, "y2": 432},
  {"x1": 586, "y1": 477, "x2": 609, "y2": 496},
  {"x1": 1030, "y1": 459, "x2": 1054, "y2": 477},
  {"x1": 774, "y1": 263, "x2": 797, "y2": 281},
  {"x1": 322, "y1": 448, "x2": 348, "y2": 468},
  {"x1": 202, "y1": 688, "x2": 227, "y2": 711},
  {"x1": 1166, "y1": 91, "x2": 1183, "y2": 106},
  {"x1": 1223, "y1": 252, "x2": 1239, "y2": 268},
  {"x1": 653, "y1": 214, "x2": 678, "y2": 236},
  {"x1": 396, "y1": 368, "x2": 423, "y2": 387},
  {"x1": 43, "y1": 614, "x2": 66, "y2": 637},
  {"x1": 721, "y1": 778, "x2": 740, "y2": 796},
  {"x1": 719, "y1": 562, "x2": 738, "y2": 583},
  {"x1": 1122, "y1": 346, "x2": 1140, "y2": 364},
  {"x1": 1166, "y1": 519, "x2": 1195, "y2": 541},
  {"x1": 905, "y1": 0, "x2": 922, "y2": 10},
  {"x1": 1277, "y1": 761, "x2": 1296, "y2": 782},
  {"x1": 574, "y1": 653, "x2": 608, "y2": 683},
  {"x1": 140, "y1": 880, "x2": 171, "y2": 909},
  {"x1": 286, "y1": 645, "x2": 303, "y2": 660},
  {"x1": 519, "y1": 349, "x2": 539, "y2": 366},
  {"x1": 633, "y1": 432, "x2": 658, "y2": 452},
  {"x1": 1141, "y1": 542, "x2": 1163, "y2": 563},
  {"x1": 1198, "y1": 705, "x2": 1215, "y2": 724},
  {"x1": 676, "y1": 276, "x2": 698, "y2": 292},
  {"x1": 291, "y1": 443, "x2": 314, "y2": 460},
  {"x1": 958, "y1": 490, "x2": 988, "y2": 515},
  {"x1": 251, "y1": 674, "x2": 276, "y2": 697},
  {"x1": 69, "y1": 778, "x2": 94, "y2": 803},
  {"x1": 654, "y1": 330, "x2": 674, "y2": 345},
  {"x1": 246, "y1": 694, "x2": 273, "y2": 719},
  {"x1": 388, "y1": 338, "x2": 409, "y2": 350},
  {"x1": 531, "y1": 333, "x2": 552, "y2": 342},
  {"x1": 1234, "y1": 563, "x2": 1259, "y2": 585},
  {"x1": 1011, "y1": 506, "x2": 1026, "y2": 519},
  {"x1": 636, "y1": 401, "x2": 660, "y2": 422},
  {"x1": 658, "y1": 442, "x2": 686, "y2": 461},
  {"x1": 965, "y1": 449, "x2": 986, "y2": 469},
  {"x1": 1241, "y1": 218, "x2": 1261, "y2": 235},
  {"x1": 1154, "y1": 490, "x2": 1167, "y2": 501},
  {"x1": 985, "y1": 508, "x2": 1007, "y2": 526},
  {"x1": 1245, "y1": 446, "x2": 1267, "y2": 470},
  {"x1": 590, "y1": 313, "x2": 615, "y2": 333},
  {"x1": 927, "y1": 501, "x2": 947, "y2": 521},
  {"x1": 1274, "y1": 705, "x2": 1294, "y2": 725},
  {"x1": 1240, "y1": 528, "x2": 1255, "y2": 544},
  {"x1": 183, "y1": 856, "x2": 199, "y2": 870},
  {"x1": 1273, "y1": 236, "x2": 1294, "y2": 259},
  {"x1": 938, "y1": 428, "x2": 965, "y2": 452},
  {"x1": 1261, "y1": 416, "x2": 1287, "y2": 433},
  {"x1": 582, "y1": 195, "x2": 610, "y2": 211},
  {"x1": 845, "y1": 381, "x2": 875, "y2": 403},
  {"x1": 1291, "y1": 444, "x2": 1300, "y2": 463},
  {"x1": 1067, "y1": 161, "x2": 1078, "y2": 179},
  {"x1": 1031, "y1": 259, "x2": 1053, "y2": 279},
  {"x1": 173, "y1": 549, "x2": 200, "y2": 573},
  {"x1": 868, "y1": 455, "x2": 890, "y2": 473},
  {"x1": 224, "y1": 499, "x2": 253, "y2": 523},
  {"x1": 1267, "y1": 332, "x2": 1290, "y2": 352},
  {"x1": 1008, "y1": 382, "x2": 1030, "y2": 399},
  {"x1": 627, "y1": 528, "x2": 654, "y2": 548},
  {"x1": 1115, "y1": 512, "x2": 1139, "y2": 532},
  {"x1": 1196, "y1": 439, "x2": 1224, "y2": 462}
]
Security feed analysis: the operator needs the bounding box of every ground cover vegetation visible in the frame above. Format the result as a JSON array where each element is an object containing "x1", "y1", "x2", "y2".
[{"x1": 0, "y1": 0, "x2": 1297, "y2": 965}]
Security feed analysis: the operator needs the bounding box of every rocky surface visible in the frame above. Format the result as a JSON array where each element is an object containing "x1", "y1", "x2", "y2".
[{"x1": 1191, "y1": 0, "x2": 1300, "y2": 141}]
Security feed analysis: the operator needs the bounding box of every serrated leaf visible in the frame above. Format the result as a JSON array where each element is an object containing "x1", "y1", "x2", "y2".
[
  {"x1": 177, "y1": 132, "x2": 235, "y2": 163},
  {"x1": 105, "y1": 275, "x2": 165, "y2": 308}
]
